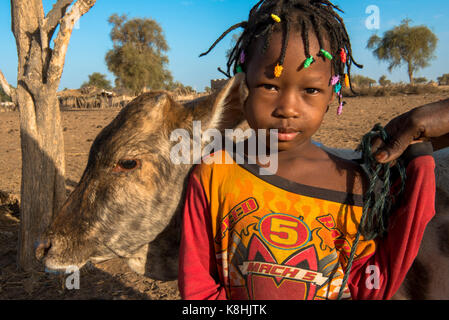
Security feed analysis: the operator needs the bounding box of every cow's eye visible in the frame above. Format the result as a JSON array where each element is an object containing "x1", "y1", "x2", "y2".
[
  {"x1": 112, "y1": 159, "x2": 141, "y2": 173},
  {"x1": 120, "y1": 160, "x2": 138, "y2": 169}
]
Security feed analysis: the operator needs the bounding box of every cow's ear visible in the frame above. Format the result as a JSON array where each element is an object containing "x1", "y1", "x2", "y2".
[
  {"x1": 130, "y1": 91, "x2": 174, "y2": 125},
  {"x1": 207, "y1": 73, "x2": 248, "y2": 131}
]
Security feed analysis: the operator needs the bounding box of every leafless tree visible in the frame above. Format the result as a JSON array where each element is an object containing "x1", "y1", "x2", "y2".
[{"x1": 0, "y1": 0, "x2": 96, "y2": 270}]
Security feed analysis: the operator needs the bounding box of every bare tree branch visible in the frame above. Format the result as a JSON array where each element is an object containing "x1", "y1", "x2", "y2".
[
  {"x1": 0, "y1": 68, "x2": 15, "y2": 99},
  {"x1": 0, "y1": 68, "x2": 11, "y2": 96},
  {"x1": 44, "y1": 0, "x2": 74, "y2": 45},
  {"x1": 11, "y1": 0, "x2": 46, "y2": 97},
  {"x1": 46, "y1": 0, "x2": 96, "y2": 88}
]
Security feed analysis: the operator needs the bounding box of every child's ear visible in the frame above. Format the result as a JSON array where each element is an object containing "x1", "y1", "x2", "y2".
[{"x1": 208, "y1": 73, "x2": 248, "y2": 131}]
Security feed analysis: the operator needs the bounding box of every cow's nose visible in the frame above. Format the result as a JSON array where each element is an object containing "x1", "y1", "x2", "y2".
[{"x1": 35, "y1": 239, "x2": 51, "y2": 261}]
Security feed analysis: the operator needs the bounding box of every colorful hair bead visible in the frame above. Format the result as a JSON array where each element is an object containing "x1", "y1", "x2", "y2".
[
  {"x1": 240, "y1": 51, "x2": 246, "y2": 64},
  {"x1": 320, "y1": 49, "x2": 333, "y2": 61},
  {"x1": 344, "y1": 74, "x2": 350, "y2": 87},
  {"x1": 340, "y1": 48, "x2": 347, "y2": 64},
  {"x1": 331, "y1": 75, "x2": 340, "y2": 86},
  {"x1": 274, "y1": 64, "x2": 283, "y2": 78},
  {"x1": 236, "y1": 65, "x2": 243, "y2": 73},
  {"x1": 334, "y1": 82, "x2": 342, "y2": 93},
  {"x1": 303, "y1": 56, "x2": 314, "y2": 68},
  {"x1": 271, "y1": 14, "x2": 281, "y2": 23},
  {"x1": 337, "y1": 101, "x2": 344, "y2": 116}
]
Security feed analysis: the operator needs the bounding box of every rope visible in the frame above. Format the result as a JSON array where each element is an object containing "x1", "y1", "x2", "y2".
[{"x1": 337, "y1": 124, "x2": 407, "y2": 300}]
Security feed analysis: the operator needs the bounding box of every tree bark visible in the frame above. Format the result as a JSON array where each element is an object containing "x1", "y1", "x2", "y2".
[
  {"x1": 9, "y1": 0, "x2": 96, "y2": 271},
  {"x1": 408, "y1": 61, "x2": 414, "y2": 85}
]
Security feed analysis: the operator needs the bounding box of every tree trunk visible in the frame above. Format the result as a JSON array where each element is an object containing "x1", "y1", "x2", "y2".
[
  {"x1": 408, "y1": 61, "x2": 414, "y2": 85},
  {"x1": 8, "y1": 0, "x2": 96, "y2": 271},
  {"x1": 16, "y1": 88, "x2": 67, "y2": 271}
]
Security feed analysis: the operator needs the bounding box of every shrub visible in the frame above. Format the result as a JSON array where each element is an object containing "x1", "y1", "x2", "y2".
[{"x1": 438, "y1": 74, "x2": 449, "y2": 85}]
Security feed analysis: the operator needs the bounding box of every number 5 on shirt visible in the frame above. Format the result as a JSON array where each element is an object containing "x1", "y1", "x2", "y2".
[{"x1": 259, "y1": 214, "x2": 311, "y2": 250}]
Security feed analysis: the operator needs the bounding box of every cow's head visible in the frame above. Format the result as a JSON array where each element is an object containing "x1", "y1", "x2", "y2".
[{"x1": 36, "y1": 74, "x2": 248, "y2": 280}]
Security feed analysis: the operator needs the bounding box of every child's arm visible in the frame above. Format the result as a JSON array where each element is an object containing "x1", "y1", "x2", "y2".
[
  {"x1": 348, "y1": 144, "x2": 436, "y2": 300},
  {"x1": 178, "y1": 169, "x2": 227, "y2": 300}
]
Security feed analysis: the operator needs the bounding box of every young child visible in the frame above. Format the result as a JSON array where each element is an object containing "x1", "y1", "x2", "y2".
[{"x1": 178, "y1": 0, "x2": 436, "y2": 300}]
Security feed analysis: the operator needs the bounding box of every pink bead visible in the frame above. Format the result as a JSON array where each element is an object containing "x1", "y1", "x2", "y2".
[
  {"x1": 331, "y1": 75, "x2": 340, "y2": 86},
  {"x1": 240, "y1": 51, "x2": 246, "y2": 64},
  {"x1": 337, "y1": 102, "x2": 344, "y2": 115}
]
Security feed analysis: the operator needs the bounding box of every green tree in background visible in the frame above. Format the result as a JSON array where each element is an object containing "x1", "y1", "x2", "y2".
[
  {"x1": 414, "y1": 77, "x2": 428, "y2": 84},
  {"x1": 204, "y1": 86, "x2": 212, "y2": 94},
  {"x1": 438, "y1": 74, "x2": 449, "y2": 85},
  {"x1": 105, "y1": 14, "x2": 173, "y2": 95},
  {"x1": 81, "y1": 72, "x2": 112, "y2": 90},
  {"x1": 351, "y1": 74, "x2": 377, "y2": 88},
  {"x1": 367, "y1": 19, "x2": 438, "y2": 85},
  {"x1": 166, "y1": 81, "x2": 196, "y2": 95},
  {"x1": 378, "y1": 75, "x2": 392, "y2": 87}
]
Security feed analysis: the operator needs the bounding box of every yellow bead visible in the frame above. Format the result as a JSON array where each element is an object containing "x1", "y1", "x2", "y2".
[
  {"x1": 345, "y1": 74, "x2": 350, "y2": 87},
  {"x1": 274, "y1": 64, "x2": 283, "y2": 78},
  {"x1": 271, "y1": 14, "x2": 281, "y2": 23}
]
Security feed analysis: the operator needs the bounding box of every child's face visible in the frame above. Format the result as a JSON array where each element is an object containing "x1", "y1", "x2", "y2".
[{"x1": 244, "y1": 30, "x2": 335, "y2": 153}]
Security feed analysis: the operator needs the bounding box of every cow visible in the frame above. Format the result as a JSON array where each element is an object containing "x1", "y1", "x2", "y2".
[{"x1": 35, "y1": 74, "x2": 449, "y2": 299}]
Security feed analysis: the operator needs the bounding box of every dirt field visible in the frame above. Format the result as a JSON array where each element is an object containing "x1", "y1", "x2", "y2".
[{"x1": 0, "y1": 91, "x2": 447, "y2": 300}]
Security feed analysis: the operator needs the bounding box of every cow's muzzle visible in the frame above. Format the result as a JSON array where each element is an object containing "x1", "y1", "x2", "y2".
[{"x1": 35, "y1": 239, "x2": 51, "y2": 261}]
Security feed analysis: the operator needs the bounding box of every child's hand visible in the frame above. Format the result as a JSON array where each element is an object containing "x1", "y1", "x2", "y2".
[{"x1": 372, "y1": 98, "x2": 449, "y2": 163}]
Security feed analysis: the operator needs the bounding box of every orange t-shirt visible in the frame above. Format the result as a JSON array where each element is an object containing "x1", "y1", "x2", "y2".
[{"x1": 179, "y1": 148, "x2": 435, "y2": 300}]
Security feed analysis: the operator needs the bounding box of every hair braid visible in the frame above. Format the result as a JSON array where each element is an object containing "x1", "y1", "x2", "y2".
[
  {"x1": 200, "y1": 0, "x2": 363, "y2": 94},
  {"x1": 278, "y1": 15, "x2": 291, "y2": 66},
  {"x1": 301, "y1": 18, "x2": 311, "y2": 59}
]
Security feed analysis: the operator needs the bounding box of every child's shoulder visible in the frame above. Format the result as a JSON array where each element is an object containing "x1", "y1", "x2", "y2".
[
  {"x1": 308, "y1": 147, "x2": 368, "y2": 196},
  {"x1": 313, "y1": 145, "x2": 368, "y2": 195},
  {"x1": 191, "y1": 148, "x2": 237, "y2": 178},
  {"x1": 331, "y1": 155, "x2": 369, "y2": 195}
]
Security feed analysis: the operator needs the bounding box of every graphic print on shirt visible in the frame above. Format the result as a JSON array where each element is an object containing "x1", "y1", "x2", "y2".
[
  {"x1": 224, "y1": 210, "x2": 348, "y2": 300},
  {"x1": 215, "y1": 197, "x2": 259, "y2": 243}
]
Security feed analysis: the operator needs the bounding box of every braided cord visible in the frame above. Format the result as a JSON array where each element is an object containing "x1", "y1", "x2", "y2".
[{"x1": 337, "y1": 124, "x2": 407, "y2": 300}]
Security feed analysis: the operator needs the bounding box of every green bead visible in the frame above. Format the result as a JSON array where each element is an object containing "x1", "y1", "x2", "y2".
[
  {"x1": 304, "y1": 56, "x2": 314, "y2": 68},
  {"x1": 320, "y1": 49, "x2": 333, "y2": 60},
  {"x1": 236, "y1": 65, "x2": 243, "y2": 73}
]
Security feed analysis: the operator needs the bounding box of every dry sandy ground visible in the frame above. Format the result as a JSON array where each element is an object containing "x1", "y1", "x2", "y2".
[{"x1": 0, "y1": 91, "x2": 447, "y2": 300}]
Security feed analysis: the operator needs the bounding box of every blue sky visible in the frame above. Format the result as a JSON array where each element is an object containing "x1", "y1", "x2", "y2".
[{"x1": 0, "y1": 0, "x2": 448, "y2": 92}]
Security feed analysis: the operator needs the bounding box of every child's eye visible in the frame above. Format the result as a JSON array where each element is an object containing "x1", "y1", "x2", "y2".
[
  {"x1": 260, "y1": 84, "x2": 279, "y2": 91},
  {"x1": 305, "y1": 88, "x2": 320, "y2": 94}
]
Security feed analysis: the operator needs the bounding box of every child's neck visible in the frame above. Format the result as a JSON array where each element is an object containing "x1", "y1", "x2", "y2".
[
  {"x1": 276, "y1": 139, "x2": 321, "y2": 161},
  {"x1": 245, "y1": 138, "x2": 325, "y2": 173}
]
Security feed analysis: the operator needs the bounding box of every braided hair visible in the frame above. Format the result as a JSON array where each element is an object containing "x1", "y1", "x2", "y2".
[{"x1": 200, "y1": 0, "x2": 364, "y2": 114}]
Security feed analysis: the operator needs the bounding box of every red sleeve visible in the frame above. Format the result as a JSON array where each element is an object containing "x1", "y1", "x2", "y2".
[
  {"x1": 178, "y1": 169, "x2": 227, "y2": 300},
  {"x1": 348, "y1": 155, "x2": 436, "y2": 300}
]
